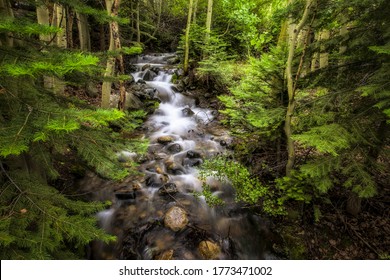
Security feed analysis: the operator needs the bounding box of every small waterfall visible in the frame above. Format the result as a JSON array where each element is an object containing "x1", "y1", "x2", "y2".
[{"x1": 92, "y1": 53, "x2": 274, "y2": 260}]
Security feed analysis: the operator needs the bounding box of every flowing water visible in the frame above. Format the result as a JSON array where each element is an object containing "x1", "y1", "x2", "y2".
[{"x1": 87, "y1": 54, "x2": 275, "y2": 260}]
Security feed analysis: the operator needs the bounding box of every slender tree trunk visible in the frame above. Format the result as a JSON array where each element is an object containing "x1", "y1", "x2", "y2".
[
  {"x1": 76, "y1": 12, "x2": 91, "y2": 51},
  {"x1": 183, "y1": 0, "x2": 194, "y2": 75},
  {"x1": 54, "y1": 4, "x2": 67, "y2": 48},
  {"x1": 205, "y1": 0, "x2": 213, "y2": 45},
  {"x1": 101, "y1": 0, "x2": 115, "y2": 109},
  {"x1": 36, "y1": 1, "x2": 51, "y2": 43},
  {"x1": 319, "y1": 30, "x2": 330, "y2": 69},
  {"x1": 111, "y1": 0, "x2": 127, "y2": 111},
  {"x1": 192, "y1": 0, "x2": 198, "y2": 24},
  {"x1": 0, "y1": 0, "x2": 14, "y2": 47},
  {"x1": 284, "y1": 0, "x2": 315, "y2": 176},
  {"x1": 66, "y1": 7, "x2": 74, "y2": 48},
  {"x1": 136, "y1": 0, "x2": 141, "y2": 43}
]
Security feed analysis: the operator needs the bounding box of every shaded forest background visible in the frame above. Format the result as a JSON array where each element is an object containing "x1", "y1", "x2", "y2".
[{"x1": 0, "y1": 0, "x2": 389, "y2": 259}]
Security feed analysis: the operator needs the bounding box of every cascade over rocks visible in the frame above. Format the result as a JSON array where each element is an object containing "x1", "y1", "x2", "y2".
[{"x1": 83, "y1": 53, "x2": 275, "y2": 260}]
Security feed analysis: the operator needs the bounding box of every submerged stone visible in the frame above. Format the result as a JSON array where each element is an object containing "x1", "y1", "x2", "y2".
[
  {"x1": 164, "y1": 206, "x2": 188, "y2": 232},
  {"x1": 198, "y1": 240, "x2": 221, "y2": 260}
]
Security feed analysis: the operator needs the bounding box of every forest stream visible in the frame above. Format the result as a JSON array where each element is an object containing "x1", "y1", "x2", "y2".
[{"x1": 81, "y1": 53, "x2": 275, "y2": 260}]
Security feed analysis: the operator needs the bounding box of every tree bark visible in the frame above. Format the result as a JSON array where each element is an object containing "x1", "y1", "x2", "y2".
[
  {"x1": 136, "y1": 0, "x2": 141, "y2": 43},
  {"x1": 284, "y1": 0, "x2": 315, "y2": 176},
  {"x1": 76, "y1": 12, "x2": 91, "y2": 51},
  {"x1": 0, "y1": 0, "x2": 14, "y2": 47},
  {"x1": 111, "y1": 0, "x2": 127, "y2": 111},
  {"x1": 192, "y1": 0, "x2": 198, "y2": 24},
  {"x1": 205, "y1": 0, "x2": 213, "y2": 44},
  {"x1": 319, "y1": 30, "x2": 330, "y2": 69},
  {"x1": 183, "y1": 0, "x2": 194, "y2": 75},
  {"x1": 101, "y1": 0, "x2": 115, "y2": 109}
]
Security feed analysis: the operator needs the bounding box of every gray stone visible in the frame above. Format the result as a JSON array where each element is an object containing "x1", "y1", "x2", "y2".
[{"x1": 166, "y1": 143, "x2": 182, "y2": 154}]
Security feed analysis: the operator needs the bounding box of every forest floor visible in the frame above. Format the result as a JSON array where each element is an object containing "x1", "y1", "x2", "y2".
[{"x1": 274, "y1": 182, "x2": 390, "y2": 260}]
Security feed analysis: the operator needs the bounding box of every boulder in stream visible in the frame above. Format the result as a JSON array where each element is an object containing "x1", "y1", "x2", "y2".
[
  {"x1": 198, "y1": 240, "x2": 221, "y2": 260},
  {"x1": 164, "y1": 206, "x2": 188, "y2": 232},
  {"x1": 166, "y1": 143, "x2": 182, "y2": 154},
  {"x1": 182, "y1": 107, "x2": 195, "y2": 117},
  {"x1": 157, "y1": 136, "x2": 175, "y2": 144},
  {"x1": 143, "y1": 69, "x2": 157, "y2": 81}
]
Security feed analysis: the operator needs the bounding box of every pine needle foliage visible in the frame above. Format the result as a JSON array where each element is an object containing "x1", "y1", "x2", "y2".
[{"x1": 0, "y1": 3, "x2": 146, "y2": 259}]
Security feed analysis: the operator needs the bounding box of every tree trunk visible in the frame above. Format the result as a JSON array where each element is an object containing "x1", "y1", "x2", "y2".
[
  {"x1": 183, "y1": 0, "x2": 194, "y2": 75},
  {"x1": 136, "y1": 0, "x2": 141, "y2": 43},
  {"x1": 284, "y1": 0, "x2": 315, "y2": 176},
  {"x1": 192, "y1": 0, "x2": 198, "y2": 24},
  {"x1": 66, "y1": 7, "x2": 74, "y2": 48},
  {"x1": 205, "y1": 0, "x2": 213, "y2": 44},
  {"x1": 0, "y1": 0, "x2": 14, "y2": 47},
  {"x1": 101, "y1": 0, "x2": 115, "y2": 109},
  {"x1": 111, "y1": 0, "x2": 127, "y2": 111},
  {"x1": 54, "y1": 4, "x2": 67, "y2": 48},
  {"x1": 319, "y1": 30, "x2": 330, "y2": 69},
  {"x1": 76, "y1": 12, "x2": 91, "y2": 51},
  {"x1": 36, "y1": 1, "x2": 51, "y2": 43}
]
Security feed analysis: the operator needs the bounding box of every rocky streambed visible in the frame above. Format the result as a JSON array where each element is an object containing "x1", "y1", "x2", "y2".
[{"x1": 79, "y1": 53, "x2": 275, "y2": 260}]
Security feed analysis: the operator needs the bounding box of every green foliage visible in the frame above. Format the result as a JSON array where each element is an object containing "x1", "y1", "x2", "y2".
[
  {"x1": 0, "y1": 17, "x2": 61, "y2": 36},
  {"x1": 192, "y1": 185, "x2": 225, "y2": 207},
  {"x1": 1, "y1": 52, "x2": 100, "y2": 78},
  {"x1": 292, "y1": 124, "x2": 352, "y2": 156},
  {"x1": 0, "y1": 167, "x2": 115, "y2": 259},
  {"x1": 198, "y1": 155, "x2": 285, "y2": 215},
  {"x1": 219, "y1": 44, "x2": 287, "y2": 139},
  {"x1": 0, "y1": 2, "x2": 147, "y2": 259}
]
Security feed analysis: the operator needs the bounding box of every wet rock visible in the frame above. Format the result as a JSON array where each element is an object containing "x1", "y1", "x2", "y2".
[
  {"x1": 220, "y1": 140, "x2": 227, "y2": 147},
  {"x1": 198, "y1": 240, "x2": 221, "y2": 260},
  {"x1": 142, "y1": 69, "x2": 157, "y2": 81},
  {"x1": 166, "y1": 143, "x2": 182, "y2": 154},
  {"x1": 182, "y1": 158, "x2": 203, "y2": 167},
  {"x1": 166, "y1": 161, "x2": 186, "y2": 175},
  {"x1": 150, "y1": 66, "x2": 161, "y2": 74},
  {"x1": 187, "y1": 150, "x2": 202, "y2": 159},
  {"x1": 137, "y1": 79, "x2": 146, "y2": 85},
  {"x1": 182, "y1": 107, "x2": 194, "y2": 117},
  {"x1": 158, "y1": 183, "x2": 178, "y2": 196},
  {"x1": 157, "y1": 136, "x2": 174, "y2": 144},
  {"x1": 115, "y1": 189, "x2": 136, "y2": 201},
  {"x1": 156, "y1": 249, "x2": 174, "y2": 260},
  {"x1": 164, "y1": 206, "x2": 188, "y2": 232},
  {"x1": 146, "y1": 174, "x2": 168, "y2": 188},
  {"x1": 171, "y1": 85, "x2": 182, "y2": 93},
  {"x1": 141, "y1": 64, "x2": 151, "y2": 71}
]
